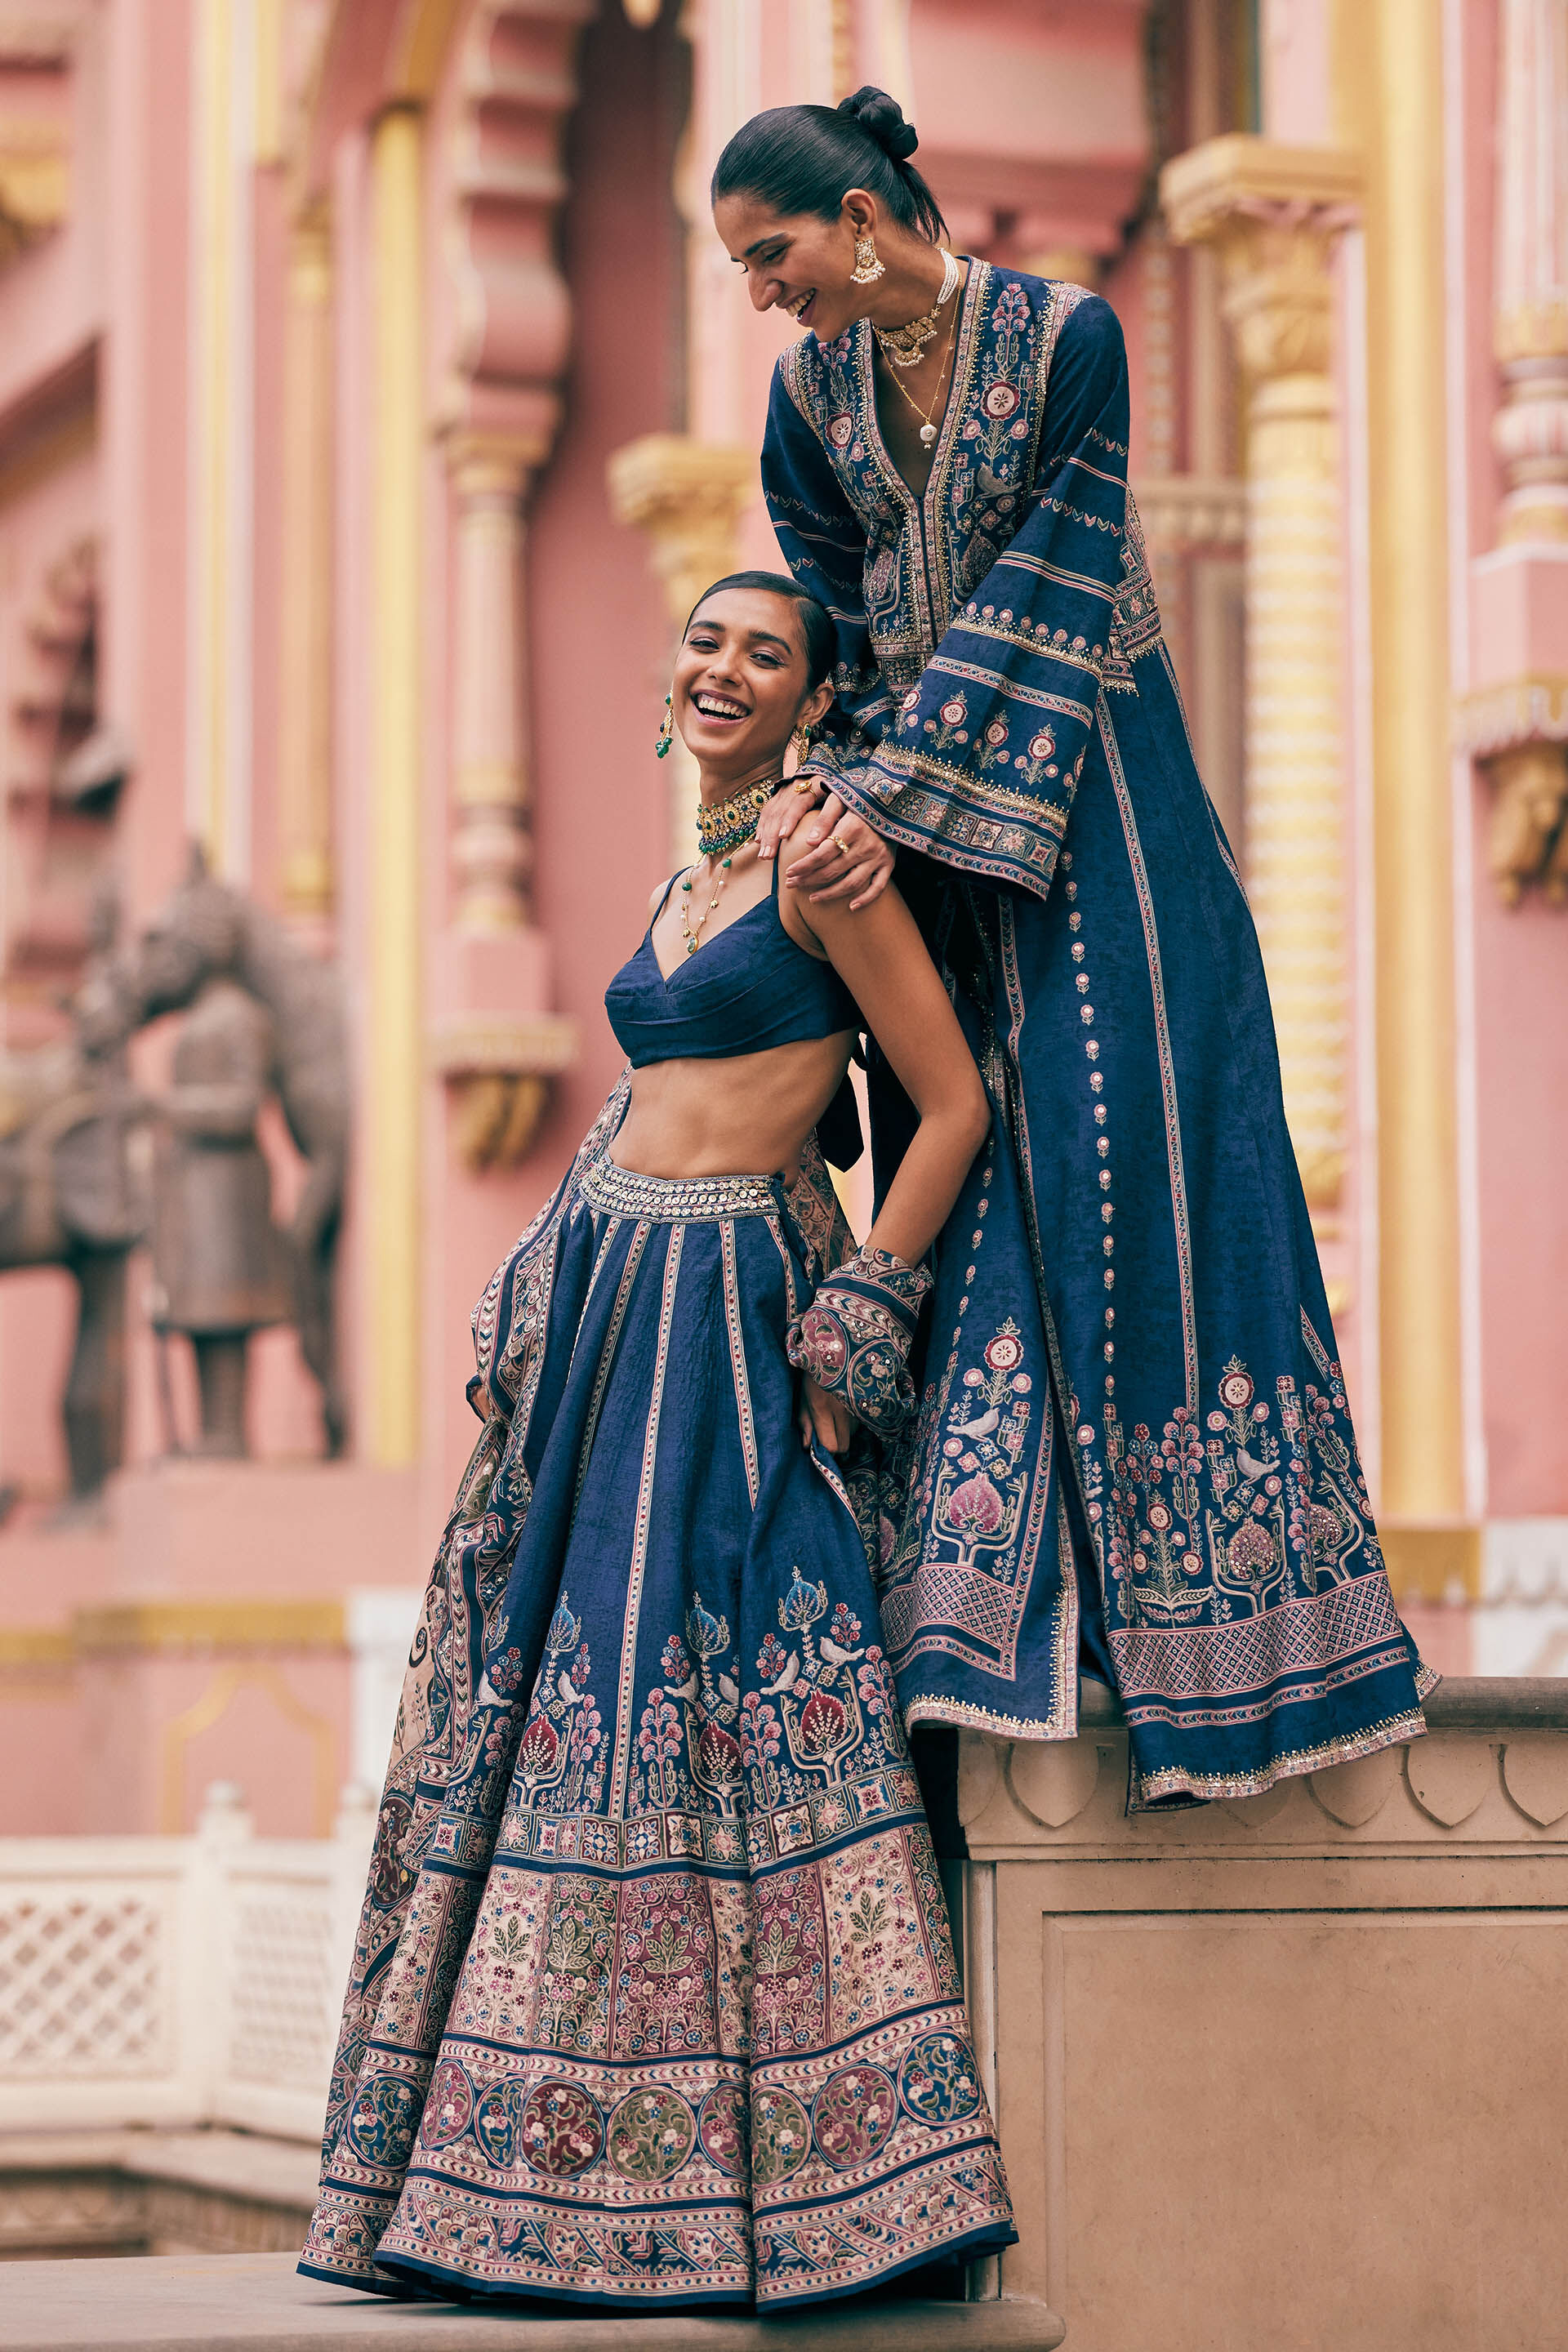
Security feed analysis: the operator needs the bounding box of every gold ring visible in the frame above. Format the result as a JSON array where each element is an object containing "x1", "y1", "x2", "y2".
[
  {"x1": 834, "y1": 834, "x2": 851, "y2": 855},
  {"x1": 794, "y1": 777, "x2": 815, "y2": 795}
]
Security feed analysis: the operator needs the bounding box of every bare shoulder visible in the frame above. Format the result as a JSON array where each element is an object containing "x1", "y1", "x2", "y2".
[
  {"x1": 648, "y1": 873, "x2": 681, "y2": 921},
  {"x1": 778, "y1": 870, "x2": 916, "y2": 969}
]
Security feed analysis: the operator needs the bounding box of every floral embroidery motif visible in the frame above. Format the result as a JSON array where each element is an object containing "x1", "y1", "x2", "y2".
[
  {"x1": 933, "y1": 1323, "x2": 1034, "y2": 1566},
  {"x1": 503, "y1": 1593, "x2": 605, "y2": 1815},
  {"x1": 1076, "y1": 1339, "x2": 1385, "y2": 1640}
]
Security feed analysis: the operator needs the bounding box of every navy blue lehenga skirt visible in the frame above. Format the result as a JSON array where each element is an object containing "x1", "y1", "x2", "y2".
[{"x1": 301, "y1": 1141, "x2": 1014, "y2": 2310}]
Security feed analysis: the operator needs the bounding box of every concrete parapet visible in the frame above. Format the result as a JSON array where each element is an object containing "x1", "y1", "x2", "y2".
[{"x1": 961, "y1": 1678, "x2": 1568, "y2": 2352}]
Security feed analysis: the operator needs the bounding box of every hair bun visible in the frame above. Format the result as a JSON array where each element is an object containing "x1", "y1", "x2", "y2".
[{"x1": 838, "y1": 84, "x2": 919, "y2": 163}]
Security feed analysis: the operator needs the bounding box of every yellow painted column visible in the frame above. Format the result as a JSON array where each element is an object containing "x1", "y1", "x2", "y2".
[
  {"x1": 1163, "y1": 137, "x2": 1361, "y2": 1233},
  {"x1": 188, "y1": 0, "x2": 243, "y2": 873},
  {"x1": 278, "y1": 210, "x2": 334, "y2": 923},
  {"x1": 368, "y1": 107, "x2": 424, "y2": 1467},
  {"x1": 1335, "y1": 0, "x2": 1472, "y2": 1592},
  {"x1": 605, "y1": 433, "x2": 756, "y2": 873}
]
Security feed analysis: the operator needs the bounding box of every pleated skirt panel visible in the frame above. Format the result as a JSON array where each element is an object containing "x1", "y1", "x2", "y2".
[{"x1": 301, "y1": 1152, "x2": 1014, "y2": 2311}]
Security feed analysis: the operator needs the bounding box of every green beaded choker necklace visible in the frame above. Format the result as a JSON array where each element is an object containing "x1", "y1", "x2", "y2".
[{"x1": 694, "y1": 773, "x2": 780, "y2": 862}]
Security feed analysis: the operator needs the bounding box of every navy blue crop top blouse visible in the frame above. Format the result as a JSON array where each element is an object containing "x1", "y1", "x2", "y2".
[
  {"x1": 605, "y1": 861, "x2": 858, "y2": 1068},
  {"x1": 604, "y1": 862, "x2": 863, "y2": 1168}
]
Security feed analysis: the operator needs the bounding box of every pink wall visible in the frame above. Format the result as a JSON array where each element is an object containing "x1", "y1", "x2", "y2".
[{"x1": 1450, "y1": 1, "x2": 1568, "y2": 1519}]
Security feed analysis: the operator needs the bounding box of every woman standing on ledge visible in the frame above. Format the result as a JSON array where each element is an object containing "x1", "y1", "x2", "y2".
[{"x1": 712, "y1": 89, "x2": 1433, "y2": 1808}]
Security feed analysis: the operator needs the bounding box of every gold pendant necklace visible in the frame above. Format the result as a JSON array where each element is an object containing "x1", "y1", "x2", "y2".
[
  {"x1": 679, "y1": 855, "x2": 731, "y2": 956},
  {"x1": 884, "y1": 293, "x2": 959, "y2": 450},
  {"x1": 872, "y1": 247, "x2": 961, "y2": 370}
]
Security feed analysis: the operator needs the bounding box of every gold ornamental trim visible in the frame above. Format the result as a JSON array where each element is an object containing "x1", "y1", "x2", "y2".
[
  {"x1": 74, "y1": 1599, "x2": 347, "y2": 1658},
  {"x1": 0, "y1": 115, "x2": 67, "y2": 255},
  {"x1": 1160, "y1": 133, "x2": 1362, "y2": 247},
  {"x1": 1379, "y1": 1523, "x2": 1483, "y2": 1607},
  {"x1": 429, "y1": 1009, "x2": 578, "y2": 1080},
  {"x1": 1454, "y1": 674, "x2": 1568, "y2": 757},
  {"x1": 0, "y1": 1626, "x2": 76, "y2": 1690}
]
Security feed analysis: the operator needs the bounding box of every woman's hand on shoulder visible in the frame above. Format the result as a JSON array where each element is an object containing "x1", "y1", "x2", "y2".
[
  {"x1": 757, "y1": 777, "x2": 823, "y2": 864},
  {"x1": 782, "y1": 793, "x2": 895, "y2": 909}
]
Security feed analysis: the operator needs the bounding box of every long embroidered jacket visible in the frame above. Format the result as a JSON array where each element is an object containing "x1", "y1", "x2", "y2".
[{"x1": 764, "y1": 263, "x2": 1432, "y2": 1806}]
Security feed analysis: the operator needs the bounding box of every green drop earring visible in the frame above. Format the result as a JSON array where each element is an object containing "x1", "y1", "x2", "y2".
[{"x1": 655, "y1": 692, "x2": 674, "y2": 760}]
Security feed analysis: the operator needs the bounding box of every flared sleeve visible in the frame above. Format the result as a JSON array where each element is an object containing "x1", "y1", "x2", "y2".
[
  {"x1": 760, "y1": 376, "x2": 897, "y2": 755},
  {"x1": 769, "y1": 291, "x2": 1135, "y2": 903}
]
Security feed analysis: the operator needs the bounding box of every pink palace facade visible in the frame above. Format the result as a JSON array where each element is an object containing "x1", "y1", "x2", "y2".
[{"x1": 1, "y1": 0, "x2": 1566, "y2": 1838}]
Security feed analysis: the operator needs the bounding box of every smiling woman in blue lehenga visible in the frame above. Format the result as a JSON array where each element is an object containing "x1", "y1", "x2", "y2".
[{"x1": 299, "y1": 572, "x2": 1014, "y2": 2310}]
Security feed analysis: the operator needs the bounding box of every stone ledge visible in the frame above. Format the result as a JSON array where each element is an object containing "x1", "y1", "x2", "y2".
[
  {"x1": 0, "y1": 2127, "x2": 320, "y2": 2207},
  {"x1": 2, "y1": 2252, "x2": 1064, "y2": 2352},
  {"x1": 0, "y1": 2132, "x2": 318, "y2": 2261}
]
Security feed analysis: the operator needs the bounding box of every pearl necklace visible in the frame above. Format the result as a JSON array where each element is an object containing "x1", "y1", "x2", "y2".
[{"x1": 872, "y1": 247, "x2": 961, "y2": 370}]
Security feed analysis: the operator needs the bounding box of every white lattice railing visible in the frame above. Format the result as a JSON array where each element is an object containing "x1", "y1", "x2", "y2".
[{"x1": 0, "y1": 1784, "x2": 375, "y2": 2143}]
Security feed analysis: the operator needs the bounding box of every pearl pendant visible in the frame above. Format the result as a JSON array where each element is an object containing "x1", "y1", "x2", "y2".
[{"x1": 920, "y1": 422, "x2": 938, "y2": 447}]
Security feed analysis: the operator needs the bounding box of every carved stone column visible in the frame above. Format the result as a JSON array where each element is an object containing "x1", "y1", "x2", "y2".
[
  {"x1": 1494, "y1": 0, "x2": 1568, "y2": 550},
  {"x1": 278, "y1": 210, "x2": 334, "y2": 926},
  {"x1": 447, "y1": 434, "x2": 538, "y2": 936},
  {"x1": 1164, "y1": 136, "x2": 1361, "y2": 1226},
  {"x1": 425, "y1": 0, "x2": 590, "y2": 1171},
  {"x1": 605, "y1": 433, "x2": 755, "y2": 871},
  {"x1": 1458, "y1": 0, "x2": 1568, "y2": 902},
  {"x1": 431, "y1": 431, "x2": 575, "y2": 1173}
]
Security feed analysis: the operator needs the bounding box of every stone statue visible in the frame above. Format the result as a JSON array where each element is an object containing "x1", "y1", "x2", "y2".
[
  {"x1": 149, "y1": 977, "x2": 291, "y2": 1456},
  {"x1": 0, "y1": 893, "x2": 145, "y2": 1517},
  {"x1": 83, "y1": 847, "x2": 350, "y2": 1456}
]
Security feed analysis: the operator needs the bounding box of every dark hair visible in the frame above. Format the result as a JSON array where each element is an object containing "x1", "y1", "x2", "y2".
[
  {"x1": 685, "y1": 570, "x2": 835, "y2": 690},
  {"x1": 711, "y1": 85, "x2": 947, "y2": 246}
]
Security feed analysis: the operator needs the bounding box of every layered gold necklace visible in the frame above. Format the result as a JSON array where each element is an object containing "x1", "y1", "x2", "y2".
[
  {"x1": 681, "y1": 774, "x2": 779, "y2": 956},
  {"x1": 884, "y1": 292, "x2": 960, "y2": 450},
  {"x1": 872, "y1": 247, "x2": 962, "y2": 370}
]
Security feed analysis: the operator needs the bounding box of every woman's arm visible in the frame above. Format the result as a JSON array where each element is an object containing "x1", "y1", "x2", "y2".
[
  {"x1": 785, "y1": 875, "x2": 986, "y2": 1455},
  {"x1": 791, "y1": 879, "x2": 988, "y2": 1265}
]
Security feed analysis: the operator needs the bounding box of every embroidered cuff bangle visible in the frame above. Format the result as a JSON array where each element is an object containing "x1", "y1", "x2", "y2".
[{"x1": 786, "y1": 1246, "x2": 933, "y2": 1435}]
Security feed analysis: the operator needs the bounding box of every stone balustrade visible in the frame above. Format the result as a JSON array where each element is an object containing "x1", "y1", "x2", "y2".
[{"x1": 0, "y1": 1782, "x2": 374, "y2": 2145}]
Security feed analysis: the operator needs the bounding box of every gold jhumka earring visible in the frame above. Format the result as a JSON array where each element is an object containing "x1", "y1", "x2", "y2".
[
  {"x1": 849, "y1": 234, "x2": 885, "y2": 286},
  {"x1": 655, "y1": 692, "x2": 674, "y2": 759},
  {"x1": 789, "y1": 721, "x2": 813, "y2": 765}
]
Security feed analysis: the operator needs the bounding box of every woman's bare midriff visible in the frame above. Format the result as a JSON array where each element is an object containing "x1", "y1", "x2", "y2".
[{"x1": 610, "y1": 1032, "x2": 854, "y2": 1182}]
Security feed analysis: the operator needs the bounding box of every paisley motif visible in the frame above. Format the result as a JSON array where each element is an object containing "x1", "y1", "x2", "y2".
[
  {"x1": 697, "y1": 2081, "x2": 748, "y2": 2178},
  {"x1": 421, "y1": 2059, "x2": 474, "y2": 2148},
  {"x1": 750, "y1": 2086, "x2": 811, "y2": 2186},
  {"x1": 472, "y1": 2080, "x2": 524, "y2": 2168},
  {"x1": 345, "y1": 2075, "x2": 421, "y2": 2167}
]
